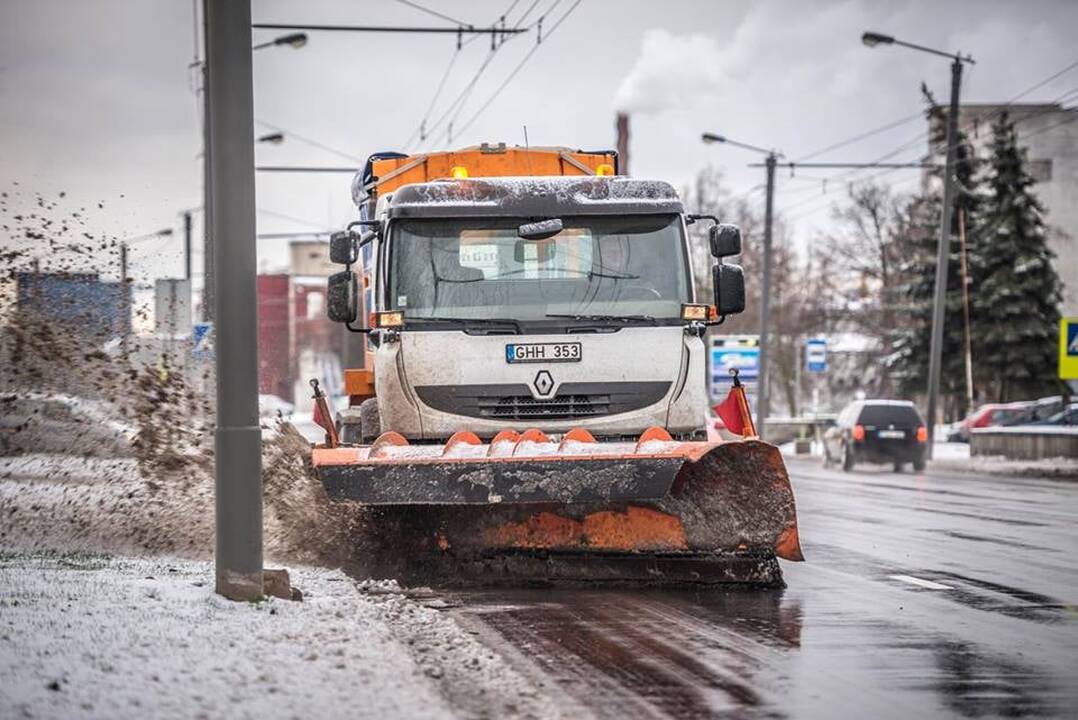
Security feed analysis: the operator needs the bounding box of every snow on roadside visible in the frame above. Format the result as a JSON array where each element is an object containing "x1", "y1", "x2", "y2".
[
  {"x1": 0, "y1": 553, "x2": 566, "y2": 720},
  {"x1": 931, "y1": 453, "x2": 1078, "y2": 479},
  {"x1": 0, "y1": 554, "x2": 451, "y2": 719}
]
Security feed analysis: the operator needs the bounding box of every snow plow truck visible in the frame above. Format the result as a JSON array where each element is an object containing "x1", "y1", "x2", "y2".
[{"x1": 314, "y1": 143, "x2": 802, "y2": 586}]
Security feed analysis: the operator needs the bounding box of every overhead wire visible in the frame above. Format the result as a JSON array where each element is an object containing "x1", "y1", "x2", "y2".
[
  {"x1": 405, "y1": 0, "x2": 532, "y2": 151},
  {"x1": 792, "y1": 110, "x2": 926, "y2": 163},
  {"x1": 393, "y1": 0, "x2": 473, "y2": 27},
  {"x1": 450, "y1": 0, "x2": 583, "y2": 140},
  {"x1": 756, "y1": 55, "x2": 1078, "y2": 224},
  {"x1": 257, "y1": 207, "x2": 331, "y2": 230},
  {"x1": 512, "y1": 0, "x2": 542, "y2": 28},
  {"x1": 254, "y1": 119, "x2": 364, "y2": 163},
  {"x1": 434, "y1": 0, "x2": 568, "y2": 145},
  {"x1": 780, "y1": 68, "x2": 1078, "y2": 224}
]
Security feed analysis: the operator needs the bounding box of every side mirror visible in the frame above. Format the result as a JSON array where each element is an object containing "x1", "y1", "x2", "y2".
[
  {"x1": 330, "y1": 231, "x2": 356, "y2": 265},
  {"x1": 712, "y1": 263, "x2": 745, "y2": 315},
  {"x1": 326, "y1": 270, "x2": 358, "y2": 323},
  {"x1": 709, "y1": 224, "x2": 741, "y2": 258}
]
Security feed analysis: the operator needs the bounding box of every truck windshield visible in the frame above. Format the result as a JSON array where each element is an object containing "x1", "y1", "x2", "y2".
[{"x1": 388, "y1": 214, "x2": 690, "y2": 323}]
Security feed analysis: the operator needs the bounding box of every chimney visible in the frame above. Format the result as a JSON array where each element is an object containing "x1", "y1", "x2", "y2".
[{"x1": 615, "y1": 112, "x2": 630, "y2": 175}]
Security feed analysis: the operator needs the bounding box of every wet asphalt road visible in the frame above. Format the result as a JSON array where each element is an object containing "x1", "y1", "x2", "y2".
[{"x1": 450, "y1": 458, "x2": 1078, "y2": 719}]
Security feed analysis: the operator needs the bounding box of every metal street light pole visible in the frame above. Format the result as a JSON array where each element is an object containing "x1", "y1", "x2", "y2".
[
  {"x1": 206, "y1": 0, "x2": 263, "y2": 601},
  {"x1": 862, "y1": 31, "x2": 974, "y2": 457},
  {"x1": 701, "y1": 133, "x2": 782, "y2": 433},
  {"x1": 760, "y1": 152, "x2": 776, "y2": 435}
]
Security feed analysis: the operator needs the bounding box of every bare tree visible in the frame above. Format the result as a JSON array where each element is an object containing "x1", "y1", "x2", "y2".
[
  {"x1": 822, "y1": 182, "x2": 908, "y2": 331},
  {"x1": 683, "y1": 166, "x2": 829, "y2": 415},
  {"x1": 816, "y1": 181, "x2": 918, "y2": 398}
]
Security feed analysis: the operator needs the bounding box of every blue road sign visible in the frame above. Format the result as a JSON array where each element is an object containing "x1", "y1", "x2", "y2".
[
  {"x1": 192, "y1": 321, "x2": 214, "y2": 357},
  {"x1": 806, "y1": 337, "x2": 827, "y2": 373}
]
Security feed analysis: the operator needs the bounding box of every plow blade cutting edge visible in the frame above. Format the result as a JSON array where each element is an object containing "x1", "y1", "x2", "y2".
[{"x1": 312, "y1": 427, "x2": 803, "y2": 586}]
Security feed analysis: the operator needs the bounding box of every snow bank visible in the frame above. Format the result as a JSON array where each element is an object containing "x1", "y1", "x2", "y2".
[
  {"x1": 0, "y1": 555, "x2": 453, "y2": 719},
  {"x1": 0, "y1": 553, "x2": 566, "y2": 720}
]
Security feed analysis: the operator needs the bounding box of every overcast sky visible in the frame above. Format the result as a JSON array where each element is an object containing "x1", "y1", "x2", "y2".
[{"x1": 2, "y1": 0, "x2": 1077, "y2": 289}]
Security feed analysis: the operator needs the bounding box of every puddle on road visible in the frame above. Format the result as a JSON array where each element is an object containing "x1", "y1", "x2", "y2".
[
  {"x1": 450, "y1": 586, "x2": 1077, "y2": 719},
  {"x1": 453, "y1": 589, "x2": 800, "y2": 719}
]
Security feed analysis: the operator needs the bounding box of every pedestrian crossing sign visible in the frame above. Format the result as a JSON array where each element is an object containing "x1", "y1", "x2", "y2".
[{"x1": 1060, "y1": 318, "x2": 1078, "y2": 379}]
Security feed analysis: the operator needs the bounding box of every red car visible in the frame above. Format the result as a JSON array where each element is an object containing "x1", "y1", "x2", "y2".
[{"x1": 947, "y1": 402, "x2": 1031, "y2": 442}]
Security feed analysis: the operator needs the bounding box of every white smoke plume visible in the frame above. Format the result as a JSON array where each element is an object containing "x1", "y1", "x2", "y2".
[{"x1": 614, "y1": 29, "x2": 724, "y2": 115}]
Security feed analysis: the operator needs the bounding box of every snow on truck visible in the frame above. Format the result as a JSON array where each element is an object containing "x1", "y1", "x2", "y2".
[{"x1": 312, "y1": 143, "x2": 802, "y2": 585}]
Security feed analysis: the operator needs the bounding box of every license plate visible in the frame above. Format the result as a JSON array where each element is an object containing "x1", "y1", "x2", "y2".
[
  {"x1": 505, "y1": 342, "x2": 582, "y2": 363},
  {"x1": 877, "y1": 429, "x2": 906, "y2": 439}
]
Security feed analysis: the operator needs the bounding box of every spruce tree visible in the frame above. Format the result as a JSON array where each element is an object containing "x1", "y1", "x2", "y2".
[
  {"x1": 971, "y1": 111, "x2": 1062, "y2": 401},
  {"x1": 888, "y1": 108, "x2": 983, "y2": 418}
]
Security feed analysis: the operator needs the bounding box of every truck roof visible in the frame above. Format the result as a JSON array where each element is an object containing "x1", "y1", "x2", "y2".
[
  {"x1": 357, "y1": 144, "x2": 619, "y2": 201},
  {"x1": 384, "y1": 176, "x2": 683, "y2": 219}
]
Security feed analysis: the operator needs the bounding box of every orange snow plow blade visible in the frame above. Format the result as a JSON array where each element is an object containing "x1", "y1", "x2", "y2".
[{"x1": 312, "y1": 427, "x2": 802, "y2": 586}]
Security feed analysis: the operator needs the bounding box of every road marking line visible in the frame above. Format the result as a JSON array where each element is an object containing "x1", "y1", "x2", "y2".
[{"x1": 889, "y1": 574, "x2": 953, "y2": 590}]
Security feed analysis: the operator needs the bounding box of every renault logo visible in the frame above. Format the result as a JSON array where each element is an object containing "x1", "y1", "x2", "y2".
[{"x1": 533, "y1": 370, "x2": 554, "y2": 397}]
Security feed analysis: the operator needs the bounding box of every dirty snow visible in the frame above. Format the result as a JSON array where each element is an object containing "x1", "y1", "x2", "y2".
[{"x1": 0, "y1": 552, "x2": 565, "y2": 719}]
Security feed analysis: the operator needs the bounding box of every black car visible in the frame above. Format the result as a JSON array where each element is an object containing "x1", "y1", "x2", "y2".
[{"x1": 824, "y1": 400, "x2": 927, "y2": 472}]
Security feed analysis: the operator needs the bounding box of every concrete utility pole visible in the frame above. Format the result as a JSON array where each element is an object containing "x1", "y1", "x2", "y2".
[
  {"x1": 701, "y1": 132, "x2": 782, "y2": 435},
  {"x1": 862, "y1": 31, "x2": 974, "y2": 457},
  {"x1": 925, "y1": 57, "x2": 963, "y2": 456},
  {"x1": 758, "y1": 152, "x2": 776, "y2": 434},
  {"x1": 205, "y1": 0, "x2": 263, "y2": 601}
]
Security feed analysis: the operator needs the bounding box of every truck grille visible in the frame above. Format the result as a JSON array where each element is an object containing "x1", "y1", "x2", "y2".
[
  {"x1": 483, "y1": 393, "x2": 608, "y2": 420},
  {"x1": 415, "y1": 382, "x2": 670, "y2": 422}
]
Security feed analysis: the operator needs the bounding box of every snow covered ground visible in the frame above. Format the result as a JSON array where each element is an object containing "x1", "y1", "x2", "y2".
[
  {"x1": 0, "y1": 552, "x2": 565, "y2": 719},
  {"x1": 0, "y1": 443, "x2": 567, "y2": 719}
]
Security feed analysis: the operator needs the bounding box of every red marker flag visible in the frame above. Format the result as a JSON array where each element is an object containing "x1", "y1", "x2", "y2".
[
  {"x1": 712, "y1": 369, "x2": 757, "y2": 438},
  {"x1": 310, "y1": 379, "x2": 340, "y2": 448}
]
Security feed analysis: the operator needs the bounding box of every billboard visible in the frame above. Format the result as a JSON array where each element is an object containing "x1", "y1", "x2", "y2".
[{"x1": 710, "y1": 335, "x2": 759, "y2": 404}]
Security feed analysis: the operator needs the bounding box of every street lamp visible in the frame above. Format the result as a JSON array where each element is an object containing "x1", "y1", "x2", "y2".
[
  {"x1": 861, "y1": 31, "x2": 892, "y2": 48},
  {"x1": 862, "y1": 31, "x2": 974, "y2": 456},
  {"x1": 252, "y1": 32, "x2": 308, "y2": 51},
  {"x1": 700, "y1": 132, "x2": 783, "y2": 434},
  {"x1": 125, "y1": 227, "x2": 174, "y2": 243}
]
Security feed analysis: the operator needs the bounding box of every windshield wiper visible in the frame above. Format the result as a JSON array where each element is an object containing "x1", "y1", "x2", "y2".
[
  {"x1": 407, "y1": 315, "x2": 522, "y2": 332},
  {"x1": 483, "y1": 268, "x2": 640, "y2": 281},
  {"x1": 545, "y1": 313, "x2": 657, "y2": 324}
]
